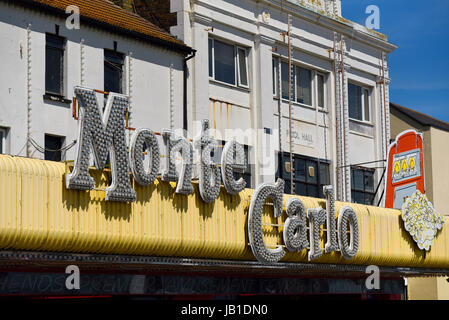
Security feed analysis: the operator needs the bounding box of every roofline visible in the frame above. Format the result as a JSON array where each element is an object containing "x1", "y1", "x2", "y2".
[
  {"x1": 262, "y1": 0, "x2": 397, "y2": 53},
  {"x1": 390, "y1": 102, "x2": 449, "y2": 133},
  {"x1": 2, "y1": 0, "x2": 195, "y2": 56}
]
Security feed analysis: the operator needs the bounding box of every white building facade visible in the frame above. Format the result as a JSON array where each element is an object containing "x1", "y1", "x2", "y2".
[
  {"x1": 170, "y1": 0, "x2": 396, "y2": 203},
  {"x1": 0, "y1": 0, "x2": 192, "y2": 163}
]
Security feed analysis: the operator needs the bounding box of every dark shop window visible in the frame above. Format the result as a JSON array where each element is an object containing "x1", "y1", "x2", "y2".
[
  {"x1": 45, "y1": 134, "x2": 64, "y2": 162},
  {"x1": 104, "y1": 49, "x2": 124, "y2": 94},
  {"x1": 277, "y1": 152, "x2": 330, "y2": 198},
  {"x1": 45, "y1": 33, "x2": 66, "y2": 96},
  {"x1": 351, "y1": 167, "x2": 375, "y2": 205}
]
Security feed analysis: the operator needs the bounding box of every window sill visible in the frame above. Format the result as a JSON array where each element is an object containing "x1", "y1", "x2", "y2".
[
  {"x1": 209, "y1": 79, "x2": 250, "y2": 93},
  {"x1": 43, "y1": 93, "x2": 71, "y2": 104},
  {"x1": 274, "y1": 97, "x2": 321, "y2": 111},
  {"x1": 349, "y1": 118, "x2": 373, "y2": 127}
]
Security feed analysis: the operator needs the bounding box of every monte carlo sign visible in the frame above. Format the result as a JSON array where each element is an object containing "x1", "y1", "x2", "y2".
[{"x1": 67, "y1": 87, "x2": 360, "y2": 264}]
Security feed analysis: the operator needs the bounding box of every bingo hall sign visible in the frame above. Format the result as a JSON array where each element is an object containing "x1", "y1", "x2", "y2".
[{"x1": 66, "y1": 87, "x2": 360, "y2": 264}]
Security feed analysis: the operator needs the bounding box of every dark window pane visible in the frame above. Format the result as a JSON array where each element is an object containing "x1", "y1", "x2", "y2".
[
  {"x1": 365, "y1": 193, "x2": 374, "y2": 206},
  {"x1": 209, "y1": 38, "x2": 213, "y2": 78},
  {"x1": 243, "y1": 173, "x2": 251, "y2": 189},
  {"x1": 352, "y1": 169, "x2": 364, "y2": 191},
  {"x1": 281, "y1": 61, "x2": 290, "y2": 100},
  {"x1": 45, "y1": 135, "x2": 63, "y2": 162},
  {"x1": 46, "y1": 34, "x2": 65, "y2": 95},
  {"x1": 295, "y1": 158, "x2": 306, "y2": 182},
  {"x1": 317, "y1": 74, "x2": 325, "y2": 108},
  {"x1": 0, "y1": 130, "x2": 3, "y2": 154},
  {"x1": 272, "y1": 58, "x2": 278, "y2": 95},
  {"x1": 307, "y1": 185, "x2": 318, "y2": 198},
  {"x1": 306, "y1": 160, "x2": 317, "y2": 184},
  {"x1": 284, "y1": 180, "x2": 292, "y2": 194},
  {"x1": 297, "y1": 67, "x2": 312, "y2": 105},
  {"x1": 295, "y1": 183, "x2": 307, "y2": 196},
  {"x1": 348, "y1": 83, "x2": 362, "y2": 121},
  {"x1": 364, "y1": 171, "x2": 374, "y2": 192},
  {"x1": 46, "y1": 34, "x2": 65, "y2": 49},
  {"x1": 364, "y1": 88, "x2": 370, "y2": 121},
  {"x1": 319, "y1": 185, "x2": 325, "y2": 198},
  {"x1": 104, "y1": 50, "x2": 124, "y2": 94},
  {"x1": 237, "y1": 48, "x2": 248, "y2": 86},
  {"x1": 214, "y1": 40, "x2": 235, "y2": 85},
  {"x1": 352, "y1": 191, "x2": 365, "y2": 204},
  {"x1": 319, "y1": 163, "x2": 330, "y2": 185}
]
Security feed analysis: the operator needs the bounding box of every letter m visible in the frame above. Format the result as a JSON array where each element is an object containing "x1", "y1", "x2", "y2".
[{"x1": 66, "y1": 87, "x2": 136, "y2": 202}]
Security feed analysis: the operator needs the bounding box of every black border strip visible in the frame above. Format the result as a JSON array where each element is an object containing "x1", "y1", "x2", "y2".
[{"x1": 0, "y1": 251, "x2": 448, "y2": 278}]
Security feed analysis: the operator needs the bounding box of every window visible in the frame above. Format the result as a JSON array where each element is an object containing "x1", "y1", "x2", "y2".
[
  {"x1": 0, "y1": 128, "x2": 6, "y2": 154},
  {"x1": 209, "y1": 38, "x2": 249, "y2": 88},
  {"x1": 272, "y1": 58, "x2": 278, "y2": 96},
  {"x1": 349, "y1": 83, "x2": 370, "y2": 122},
  {"x1": 281, "y1": 61, "x2": 291, "y2": 100},
  {"x1": 317, "y1": 73, "x2": 325, "y2": 109},
  {"x1": 277, "y1": 153, "x2": 330, "y2": 198},
  {"x1": 296, "y1": 66, "x2": 312, "y2": 105},
  {"x1": 104, "y1": 49, "x2": 125, "y2": 94},
  {"x1": 351, "y1": 167, "x2": 375, "y2": 205},
  {"x1": 45, "y1": 33, "x2": 66, "y2": 96},
  {"x1": 275, "y1": 59, "x2": 324, "y2": 108},
  {"x1": 45, "y1": 134, "x2": 64, "y2": 162}
]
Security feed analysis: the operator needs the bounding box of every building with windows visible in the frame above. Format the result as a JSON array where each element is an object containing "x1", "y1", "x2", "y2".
[
  {"x1": 169, "y1": 0, "x2": 396, "y2": 204},
  {"x1": 0, "y1": 0, "x2": 193, "y2": 162},
  {"x1": 0, "y1": 0, "x2": 448, "y2": 301},
  {"x1": 390, "y1": 102, "x2": 449, "y2": 300}
]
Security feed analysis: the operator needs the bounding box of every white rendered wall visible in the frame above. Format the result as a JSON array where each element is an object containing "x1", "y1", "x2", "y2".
[
  {"x1": 170, "y1": 0, "x2": 396, "y2": 197},
  {"x1": 0, "y1": 2, "x2": 185, "y2": 161}
]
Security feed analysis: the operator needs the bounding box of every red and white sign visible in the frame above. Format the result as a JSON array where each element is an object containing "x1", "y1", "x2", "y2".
[{"x1": 384, "y1": 130, "x2": 425, "y2": 209}]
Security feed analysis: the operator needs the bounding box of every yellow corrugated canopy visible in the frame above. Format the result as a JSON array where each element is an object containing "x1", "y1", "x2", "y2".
[{"x1": 0, "y1": 154, "x2": 448, "y2": 268}]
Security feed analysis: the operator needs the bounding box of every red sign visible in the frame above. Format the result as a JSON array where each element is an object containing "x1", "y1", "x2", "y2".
[{"x1": 384, "y1": 130, "x2": 425, "y2": 209}]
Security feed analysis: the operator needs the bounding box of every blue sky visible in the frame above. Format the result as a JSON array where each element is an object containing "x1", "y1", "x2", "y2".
[{"x1": 342, "y1": 0, "x2": 449, "y2": 122}]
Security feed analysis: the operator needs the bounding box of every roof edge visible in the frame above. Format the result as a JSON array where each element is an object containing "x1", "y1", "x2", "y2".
[
  {"x1": 390, "y1": 102, "x2": 449, "y2": 133},
  {"x1": 2, "y1": 0, "x2": 194, "y2": 55}
]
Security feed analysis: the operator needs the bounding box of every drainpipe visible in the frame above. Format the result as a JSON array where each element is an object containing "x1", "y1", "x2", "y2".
[{"x1": 183, "y1": 50, "x2": 196, "y2": 134}]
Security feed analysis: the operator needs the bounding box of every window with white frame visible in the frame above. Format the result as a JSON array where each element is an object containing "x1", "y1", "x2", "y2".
[
  {"x1": 316, "y1": 73, "x2": 325, "y2": 109},
  {"x1": 45, "y1": 33, "x2": 66, "y2": 96},
  {"x1": 273, "y1": 57, "x2": 325, "y2": 109},
  {"x1": 209, "y1": 38, "x2": 249, "y2": 88},
  {"x1": 0, "y1": 128, "x2": 6, "y2": 154},
  {"x1": 348, "y1": 83, "x2": 370, "y2": 122},
  {"x1": 272, "y1": 57, "x2": 278, "y2": 96}
]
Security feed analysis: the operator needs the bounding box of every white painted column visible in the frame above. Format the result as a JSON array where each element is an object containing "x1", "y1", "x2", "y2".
[
  {"x1": 191, "y1": 13, "x2": 212, "y2": 139},
  {"x1": 254, "y1": 35, "x2": 276, "y2": 184},
  {"x1": 342, "y1": 60, "x2": 352, "y2": 202}
]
